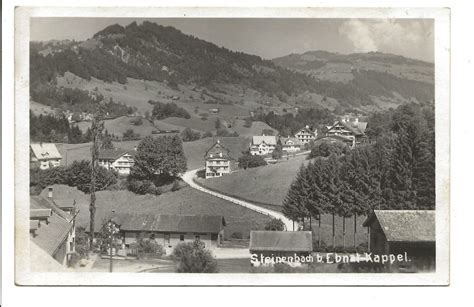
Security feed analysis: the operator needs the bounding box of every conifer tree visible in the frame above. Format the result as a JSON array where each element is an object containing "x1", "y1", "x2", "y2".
[{"x1": 323, "y1": 154, "x2": 343, "y2": 247}]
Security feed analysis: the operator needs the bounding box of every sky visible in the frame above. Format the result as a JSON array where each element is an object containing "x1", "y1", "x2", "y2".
[{"x1": 30, "y1": 18, "x2": 434, "y2": 62}]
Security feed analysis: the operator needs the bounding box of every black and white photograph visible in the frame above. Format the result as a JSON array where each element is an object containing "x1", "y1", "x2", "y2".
[{"x1": 11, "y1": 6, "x2": 450, "y2": 286}]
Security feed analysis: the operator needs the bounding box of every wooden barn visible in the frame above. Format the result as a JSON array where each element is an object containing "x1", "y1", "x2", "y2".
[{"x1": 362, "y1": 210, "x2": 435, "y2": 259}]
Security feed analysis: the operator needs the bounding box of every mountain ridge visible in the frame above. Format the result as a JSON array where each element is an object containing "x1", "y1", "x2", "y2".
[{"x1": 30, "y1": 21, "x2": 434, "y2": 114}]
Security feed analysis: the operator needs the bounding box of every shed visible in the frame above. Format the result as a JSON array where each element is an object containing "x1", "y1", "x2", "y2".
[{"x1": 362, "y1": 210, "x2": 435, "y2": 258}]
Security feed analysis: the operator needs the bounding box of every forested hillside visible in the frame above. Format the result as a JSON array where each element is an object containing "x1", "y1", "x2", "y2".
[{"x1": 30, "y1": 21, "x2": 434, "y2": 114}]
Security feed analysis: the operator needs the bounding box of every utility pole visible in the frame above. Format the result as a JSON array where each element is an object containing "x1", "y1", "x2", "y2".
[{"x1": 89, "y1": 111, "x2": 104, "y2": 250}]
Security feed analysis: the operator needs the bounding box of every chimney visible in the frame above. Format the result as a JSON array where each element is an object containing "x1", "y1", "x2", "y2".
[
  {"x1": 217, "y1": 139, "x2": 220, "y2": 144},
  {"x1": 48, "y1": 187, "x2": 53, "y2": 199}
]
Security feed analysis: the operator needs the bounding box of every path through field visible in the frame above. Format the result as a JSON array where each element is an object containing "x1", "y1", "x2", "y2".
[{"x1": 182, "y1": 169, "x2": 296, "y2": 231}]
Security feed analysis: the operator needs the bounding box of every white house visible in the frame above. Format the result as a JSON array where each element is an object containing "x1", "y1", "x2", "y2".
[
  {"x1": 250, "y1": 135, "x2": 277, "y2": 156},
  {"x1": 98, "y1": 148, "x2": 135, "y2": 175},
  {"x1": 204, "y1": 140, "x2": 236, "y2": 179},
  {"x1": 30, "y1": 143, "x2": 62, "y2": 170},
  {"x1": 295, "y1": 125, "x2": 318, "y2": 145},
  {"x1": 280, "y1": 137, "x2": 303, "y2": 153}
]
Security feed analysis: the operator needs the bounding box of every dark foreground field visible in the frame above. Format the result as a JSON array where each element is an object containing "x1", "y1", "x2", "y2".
[{"x1": 42, "y1": 184, "x2": 271, "y2": 240}]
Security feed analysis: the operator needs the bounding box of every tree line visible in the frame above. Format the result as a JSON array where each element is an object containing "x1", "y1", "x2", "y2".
[
  {"x1": 30, "y1": 111, "x2": 91, "y2": 144},
  {"x1": 31, "y1": 85, "x2": 136, "y2": 118},
  {"x1": 283, "y1": 103, "x2": 435, "y2": 248}
]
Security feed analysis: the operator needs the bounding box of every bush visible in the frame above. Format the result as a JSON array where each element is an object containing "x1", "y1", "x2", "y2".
[
  {"x1": 230, "y1": 232, "x2": 243, "y2": 239},
  {"x1": 74, "y1": 226, "x2": 90, "y2": 258},
  {"x1": 264, "y1": 218, "x2": 285, "y2": 231},
  {"x1": 131, "y1": 117, "x2": 143, "y2": 126},
  {"x1": 180, "y1": 127, "x2": 201, "y2": 142},
  {"x1": 202, "y1": 131, "x2": 213, "y2": 138},
  {"x1": 30, "y1": 161, "x2": 118, "y2": 194},
  {"x1": 128, "y1": 179, "x2": 160, "y2": 195},
  {"x1": 173, "y1": 240, "x2": 218, "y2": 273},
  {"x1": 138, "y1": 239, "x2": 165, "y2": 257},
  {"x1": 123, "y1": 129, "x2": 140, "y2": 141},
  {"x1": 150, "y1": 101, "x2": 190, "y2": 120},
  {"x1": 238, "y1": 153, "x2": 267, "y2": 169}
]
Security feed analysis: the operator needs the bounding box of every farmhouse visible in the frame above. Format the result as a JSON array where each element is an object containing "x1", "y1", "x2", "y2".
[
  {"x1": 92, "y1": 213, "x2": 226, "y2": 256},
  {"x1": 280, "y1": 137, "x2": 303, "y2": 153},
  {"x1": 30, "y1": 143, "x2": 62, "y2": 170},
  {"x1": 204, "y1": 140, "x2": 236, "y2": 179},
  {"x1": 98, "y1": 148, "x2": 135, "y2": 175},
  {"x1": 30, "y1": 189, "x2": 77, "y2": 267},
  {"x1": 326, "y1": 117, "x2": 368, "y2": 146},
  {"x1": 362, "y1": 210, "x2": 435, "y2": 260},
  {"x1": 250, "y1": 135, "x2": 277, "y2": 156},
  {"x1": 249, "y1": 231, "x2": 313, "y2": 266},
  {"x1": 295, "y1": 125, "x2": 318, "y2": 145}
]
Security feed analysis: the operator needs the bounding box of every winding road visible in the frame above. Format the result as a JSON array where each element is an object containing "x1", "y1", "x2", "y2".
[{"x1": 182, "y1": 168, "x2": 296, "y2": 231}]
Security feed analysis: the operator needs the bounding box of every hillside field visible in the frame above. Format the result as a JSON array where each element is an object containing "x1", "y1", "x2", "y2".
[
  {"x1": 56, "y1": 136, "x2": 250, "y2": 170},
  {"x1": 198, "y1": 155, "x2": 309, "y2": 207},
  {"x1": 41, "y1": 184, "x2": 271, "y2": 240},
  {"x1": 196, "y1": 155, "x2": 368, "y2": 246}
]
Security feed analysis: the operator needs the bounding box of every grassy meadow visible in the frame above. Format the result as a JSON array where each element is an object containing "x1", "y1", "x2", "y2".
[
  {"x1": 197, "y1": 155, "x2": 368, "y2": 246},
  {"x1": 57, "y1": 136, "x2": 250, "y2": 170},
  {"x1": 42, "y1": 184, "x2": 271, "y2": 240}
]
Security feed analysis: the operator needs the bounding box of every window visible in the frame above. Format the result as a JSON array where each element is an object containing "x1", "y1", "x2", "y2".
[
  {"x1": 165, "y1": 234, "x2": 171, "y2": 246},
  {"x1": 180, "y1": 235, "x2": 185, "y2": 241}
]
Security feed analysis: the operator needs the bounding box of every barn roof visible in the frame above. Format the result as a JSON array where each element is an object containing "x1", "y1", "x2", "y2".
[
  {"x1": 30, "y1": 143, "x2": 62, "y2": 160},
  {"x1": 296, "y1": 126, "x2": 316, "y2": 135},
  {"x1": 30, "y1": 196, "x2": 74, "y2": 256},
  {"x1": 328, "y1": 120, "x2": 367, "y2": 136},
  {"x1": 89, "y1": 213, "x2": 226, "y2": 234},
  {"x1": 204, "y1": 140, "x2": 234, "y2": 160},
  {"x1": 363, "y1": 210, "x2": 435, "y2": 242},
  {"x1": 252, "y1": 135, "x2": 277, "y2": 146},
  {"x1": 30, "y1": 195, "x2": 73, "y2": 221},
  {"x1": 249, "y1": 231, "x2": 313, "y2": 252},
  {"x1": 281, "y1": 137, "x2": 303, "y2": 146},
  {"x1": 98, "y1": 148, "x2": 132, "y2": 160}
]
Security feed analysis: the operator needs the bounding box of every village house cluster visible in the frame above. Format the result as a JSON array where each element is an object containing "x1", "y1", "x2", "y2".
[{"x1": 202, "y1": 116, "x2": 369, "y2": 180}]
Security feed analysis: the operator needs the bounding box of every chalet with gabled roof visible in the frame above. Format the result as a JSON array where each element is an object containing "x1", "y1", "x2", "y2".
[
  {"x1": 326, "y1": 117, "x2": 368, "y2": 147},
  {"x1": 30, "y1": 143, "x2": 62, "y2": 169},
  {"x1": 280, "y1": 137, "x2": 303, "y2": 153},
  {"x1": 250, "y1": 135, "x2": 277, "y2": 156},
  {"x1": 98, "y1": 148, "x2": 135, "y2": 175},
  {"x1": 204, "y1": 140, "x2": 236, "y2": 179},
  {"x1": 295, "y1": 125, "x2": 318, "y2": 145}
]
